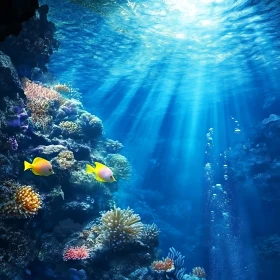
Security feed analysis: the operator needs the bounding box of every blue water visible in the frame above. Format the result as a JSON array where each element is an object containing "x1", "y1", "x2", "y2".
[{"x1": 39, "y1": 0, "x2": 280, "y2": 278}]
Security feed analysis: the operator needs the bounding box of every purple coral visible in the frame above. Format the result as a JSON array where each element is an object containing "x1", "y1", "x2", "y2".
[{"x1": 8, "y1": 136, "x2": 18, "y2": 151}]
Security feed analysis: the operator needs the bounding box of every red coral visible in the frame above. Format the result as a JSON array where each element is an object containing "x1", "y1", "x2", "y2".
[{"x1": 63, "y1": 246, "x2": 90, "y2": 261}]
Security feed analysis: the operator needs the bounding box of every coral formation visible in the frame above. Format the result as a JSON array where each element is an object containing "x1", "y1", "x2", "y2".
[
  {"x1": 91, "y1": 207, "x2": 144, "y2": 250},
  {"x1": 59, "y1": 121, "x2": 82, "y2": 137},
  {"x1": 54, "y1": 83, "x2": 71, "y2": 93},
  {"x1": 63, "y1": 245, "x2": 90, "y2": 261},
  {"x1": 56, "y1": 150, "x2": 76, "y2": 169},
  {"x1": 105, "y1": 153, "x2": 132, "y2": 180},
  {"x1": 0, "y1": 185, "x2": 41, "y2": 218},
  {"x1": 192, "y1": 267, "x2": 206, "y2": 278},
  {"x1": 151, "y1": 257, "x2": 175, "y2": 272},
  {"x1": 105, "y1": 139, "x2": 124, "y2": 153}
]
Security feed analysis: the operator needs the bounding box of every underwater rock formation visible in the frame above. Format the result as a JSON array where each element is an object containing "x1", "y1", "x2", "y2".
[
  {"x1": 0, "y1": 4, "x2": 59, "y2": 75},
  {"x1": 0, "y1": 0, "x2": 39, "y2": 42}
]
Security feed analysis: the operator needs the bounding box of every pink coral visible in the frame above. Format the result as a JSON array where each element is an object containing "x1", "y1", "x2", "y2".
[
  {"x1": 63, "y1": 246, "x2": 90, "y2": 261},
  {"x1": 22, "y1": 78, "x2": 62, "y2": 101}
]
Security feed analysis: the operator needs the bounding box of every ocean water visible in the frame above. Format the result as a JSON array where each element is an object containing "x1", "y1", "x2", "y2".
[
  {"x1": 40, "y1": 0, "x2": 280, "y2": 278},
  {"x1": 1, "y1": 0, "x2": 280, "y2": 279}
]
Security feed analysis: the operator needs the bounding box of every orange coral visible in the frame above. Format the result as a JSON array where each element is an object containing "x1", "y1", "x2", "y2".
[
  {"x1": 0, "y1": 186, "x2": 42, "y2": 218},
  {"x1": 151, "y1": 257, "x2": 175, "y2": 272},
  {"x1": 192, "y1": 267, "x2": 206, "y2": 278}
]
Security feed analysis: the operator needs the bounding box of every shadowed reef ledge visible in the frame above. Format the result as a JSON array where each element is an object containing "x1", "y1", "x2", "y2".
[{"x1": 0, "y1": 0, "x2": 39, "y2": 42}]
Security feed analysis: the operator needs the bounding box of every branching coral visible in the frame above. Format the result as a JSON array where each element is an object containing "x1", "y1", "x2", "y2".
[
  {"x1": 91, "y1": 207, "x2": 144, "y2": 250},
  {"x1": 0, "y1": 185, "x2": 41, "y2": 218},
  {"x1": 22, "y1": 78, "x2": 63, "y2": 102},
  {"x1": 105, "y1": 154, "x2": 131, "y2": 180},
  {"x1": 22, "y1": 78, "x2": 64, "y2": 131}
]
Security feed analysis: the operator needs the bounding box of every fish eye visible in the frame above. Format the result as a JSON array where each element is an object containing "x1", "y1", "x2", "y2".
[
  {"x1": 110, "y1": 176, "x2": 113, "y2": 179},
  {"x1": 49, "y1": 169, "x2": 52, "y2": 172}
]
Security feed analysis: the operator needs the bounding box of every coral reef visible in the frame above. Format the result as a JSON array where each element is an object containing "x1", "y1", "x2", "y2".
[{"x1": 0, "y1": 10, "x2": 205, "y2": 279}]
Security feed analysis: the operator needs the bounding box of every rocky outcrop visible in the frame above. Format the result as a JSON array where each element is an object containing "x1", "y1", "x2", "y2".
[{"x1": 0, "y1": 0, "x2": 39, "y2": 42}]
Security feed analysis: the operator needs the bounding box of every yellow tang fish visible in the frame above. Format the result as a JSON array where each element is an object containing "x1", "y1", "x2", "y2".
[
  {"x1": 86, "y1": 162, "x2": 116, "y2": 183},
  {"x1": 24, "y1": 157, "x2": 54, "y2": 176}
]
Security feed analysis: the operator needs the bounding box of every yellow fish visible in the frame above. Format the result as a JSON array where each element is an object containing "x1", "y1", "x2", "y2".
[
  {"x1": 24, "y1": 157, "x2": 54, "y2": 176},
  {"x1": 86, "y1": 162, "x2": 116, "y2": 183}
]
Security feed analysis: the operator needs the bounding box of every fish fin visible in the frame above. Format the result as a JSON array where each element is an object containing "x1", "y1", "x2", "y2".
[
  {"x1": 24, "y1": 161, "x2": 32, "y2": 171},
  {"x1": 86, "y1": 164, "x2": 96, "y2": 174},
  {"x1": 33, "y1": 157, "x2": 47, "y2": 164},
  {"x1": 94, "y1": 162, "x2": 107, "y2": 169}
]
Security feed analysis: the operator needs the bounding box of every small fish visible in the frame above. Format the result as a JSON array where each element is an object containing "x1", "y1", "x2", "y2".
[
  {"x1": 24, "y1": 157, "x2": 54, "y2": 176},
  {"x1": 86, "y1": 162, "x2": 116, "y2": 183}
]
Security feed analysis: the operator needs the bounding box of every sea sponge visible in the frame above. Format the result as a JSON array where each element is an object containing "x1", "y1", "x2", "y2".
[
  {"x1": 105, "y1": 154, "x2": 131, "y2": 180},
  {"x1": 0, "y1": 186, "x2": 42, "y2": 218}
]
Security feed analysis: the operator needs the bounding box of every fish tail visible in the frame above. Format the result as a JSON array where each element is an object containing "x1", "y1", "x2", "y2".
[
  {"x1": 24, "y1": 161, "x2": 32, "y2": 171},
  {"x1": 86, "y1": 164, "x2": 96, "y2": 174}
]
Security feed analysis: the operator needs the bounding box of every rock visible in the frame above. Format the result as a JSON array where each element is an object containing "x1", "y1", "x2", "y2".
[
  {"x1": 0, "y1": 51, "x2": 24, "y2": 104},
  {"x1": 0, "y1": 0, "x2": 39, "y2": 42}
]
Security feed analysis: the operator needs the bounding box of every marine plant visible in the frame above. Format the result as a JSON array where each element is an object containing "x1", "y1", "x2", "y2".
[{"x1": 91, "y1": 206, "x2": 144, "y2": 250}]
